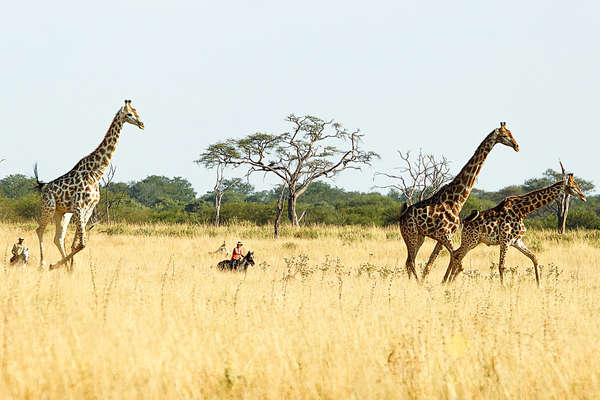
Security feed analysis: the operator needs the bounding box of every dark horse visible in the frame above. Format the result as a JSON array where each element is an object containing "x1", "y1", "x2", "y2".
[{"x1": 217, "y1": 251, "x2": 255, "y2": 271}]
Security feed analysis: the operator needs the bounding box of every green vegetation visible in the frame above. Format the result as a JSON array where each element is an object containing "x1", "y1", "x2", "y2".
[{"x1": 0, "y1": 170, "x2": 597, "y2": 229}]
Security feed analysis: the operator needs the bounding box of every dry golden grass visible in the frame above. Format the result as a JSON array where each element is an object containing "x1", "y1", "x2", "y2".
[{"x1": 1, "y1": 222, "x2": 600, "y2": 399}]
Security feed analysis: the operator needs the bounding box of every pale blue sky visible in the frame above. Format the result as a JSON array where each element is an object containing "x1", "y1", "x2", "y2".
[{"x1": 2, "y1": 0, "x2": 598, "y2": 195}]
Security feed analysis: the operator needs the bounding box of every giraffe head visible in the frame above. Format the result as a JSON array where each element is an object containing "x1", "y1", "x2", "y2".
[
  {"x1": 560, "y1": 161, "x2": 586, "y2": 201},
  {"x1": 493, "y1": 122, "x2": 519, "y2": 151},
  {"x1": 119, "y1": 100, "x2": 144, "y2": 130}
]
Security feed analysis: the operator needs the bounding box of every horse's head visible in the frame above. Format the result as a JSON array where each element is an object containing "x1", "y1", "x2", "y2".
[{"x1": 244, "y1": 251, "x2": 255, "y2": 266}]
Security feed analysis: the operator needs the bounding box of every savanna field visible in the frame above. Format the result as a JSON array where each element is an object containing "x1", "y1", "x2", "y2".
[{"x1": 1, "y1": 222, "x2": 600, "y2": 399}]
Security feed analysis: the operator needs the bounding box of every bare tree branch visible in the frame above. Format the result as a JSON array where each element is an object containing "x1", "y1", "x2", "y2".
[
  {"x1": 374, "y1": 149, "x2": 452, "y2": 205},
  {"x1": 92, "y1": 164, "x2": 126, "y2": 225}
]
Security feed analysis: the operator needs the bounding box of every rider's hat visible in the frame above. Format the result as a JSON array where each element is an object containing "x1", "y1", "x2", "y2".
[
  {"x1": 18, "y1": 237, "x2": 24, "y2": 241},
  {"x1": 237, "y1": 241, "x2": 243, "y2": 246}
]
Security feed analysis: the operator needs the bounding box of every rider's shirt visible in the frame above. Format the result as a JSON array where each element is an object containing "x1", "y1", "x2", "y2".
[{"x1": 231, "y1": 246, "x2": 243, "y2": 260}]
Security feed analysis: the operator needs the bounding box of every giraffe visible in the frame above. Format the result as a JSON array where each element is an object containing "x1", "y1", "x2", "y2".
[
  {"x1": 35, "y1": 100, "x2": 144, "y2": 271},
  {"x1": 399, "y1": 122, "x2": 519, "y2": 282},
  {"x1": 442, "y1": 162, "x2": 586, "y2": 287}
]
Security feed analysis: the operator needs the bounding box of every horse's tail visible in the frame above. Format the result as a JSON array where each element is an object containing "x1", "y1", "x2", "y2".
[{"x1": 33, "y1": 162, "x2": 47, "y2": 192}]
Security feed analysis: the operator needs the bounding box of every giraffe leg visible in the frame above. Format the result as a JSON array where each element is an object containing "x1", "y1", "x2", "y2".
[
  {"x1": 442, "y1": 248, "x2": 459, "y2": 284},
  {"x1": 422, "y1": 242, "x2": 443, "y2": 280},
  {"x1": 448, "y1": 238, "x2": 479, "y2": 283},
  {"x1": 442, "y1": 260, "x2": 453, "y2": 283},
  {"x1": 429, "y1": 235, "x2": 455, "y2": 283},
  {"x1": 402, "y1": 232, "x2": 424, "y2": 282},
  {"x1": 67, "y1": 222, "x2": 82, "y2": 273},
  {"x1": 36, "y1": 204, "x2": 55, "y2": 268},
  {"x1": 53, "y1": 213, "x2": 72, "y2": 260},
  {"x1": 49, "y1": 210, "x2": 90, "y2": 271},
  {"x1": 512, "y1": 239, "x2": 541, "y2": 288},
  {"x1": 497, "y1": 242, "x2": 508, "y2": 285}
]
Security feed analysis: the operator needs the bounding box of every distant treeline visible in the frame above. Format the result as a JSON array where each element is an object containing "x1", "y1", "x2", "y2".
[{"x1": 0, "y1": 172, "x2": 598, "y2": 229}]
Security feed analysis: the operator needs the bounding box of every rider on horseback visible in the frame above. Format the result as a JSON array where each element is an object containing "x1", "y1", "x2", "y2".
[{"x1": 231, "y1": 241, "x2": 244, "y2": 269}]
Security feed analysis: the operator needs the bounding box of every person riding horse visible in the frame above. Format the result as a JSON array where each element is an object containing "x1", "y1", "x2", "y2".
[
  {"x1": 231, "y1": 241, "x2": 244, "y2": 269},
  {"x1": 218, "y1": 250, "x2": 255, "y2": 271}
]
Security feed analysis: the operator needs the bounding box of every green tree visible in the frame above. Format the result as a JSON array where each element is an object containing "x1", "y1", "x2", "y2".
[
  {"x1": 0, "y1": 174, "x2": 37, "y2": 199},
  {"x1": 129, "y1": 176, "x2": 196, "y2": 208}
]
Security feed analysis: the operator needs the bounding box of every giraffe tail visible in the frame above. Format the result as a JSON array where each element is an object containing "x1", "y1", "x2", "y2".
[
  {"x1": 462, "y1": 210, "x2": 480, "y2": 223},
  {"x1": 398, "y1": 202, "x2": 409, "y2": 218},
  {"x1": 33, "y1": 162, "x2": 46, "y2": 192}
]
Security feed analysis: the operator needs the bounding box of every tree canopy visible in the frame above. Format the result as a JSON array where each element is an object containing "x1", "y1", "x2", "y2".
[
  {"x1": 0, "y1": 174, "x2": 37, "y2": 199},
  {"x1": 199, "y1": 114, "x2": 379, "y2": 225},
  {"x1": 129, "y1": 175, "x2": 196, "y2": 208}
]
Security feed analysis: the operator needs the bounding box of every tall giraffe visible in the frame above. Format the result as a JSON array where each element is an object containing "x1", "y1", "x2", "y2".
[
  {"x1": 399, "y1": 122, "x2": 519, "y2": 282},
  {"x1": 442, "y1": 162, "x2": 586, "y2": 286},
  {"x1": 35, "y1": 100, "x2": 144, "y2": 270}
]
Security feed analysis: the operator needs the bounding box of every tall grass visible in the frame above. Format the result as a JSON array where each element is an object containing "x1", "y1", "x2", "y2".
[{"x1": 0, "y1": 222, "x2": 599, "y2": 398}]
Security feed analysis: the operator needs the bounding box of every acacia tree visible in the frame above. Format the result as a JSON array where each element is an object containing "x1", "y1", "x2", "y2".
[
  {"x1": 202, "y1": 115, "x2": 378, "y2": 226},
  {"x1": 195, "y1": 143, "x2": 248, "y2": 227},
  {"x1": 374, "y1": 149, "x2": 452, "y2": 206}
]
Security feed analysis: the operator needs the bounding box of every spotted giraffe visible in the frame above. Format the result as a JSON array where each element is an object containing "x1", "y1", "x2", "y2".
[
  {"x1": 399, "y1": 122, "x2": 519, "y2": 282},
  {"x1": 442, "y1": 162, "x2": 586, "y2": 287},
  {"x1": 35, "y1": 100, "x2": 144, "y2": 270}
]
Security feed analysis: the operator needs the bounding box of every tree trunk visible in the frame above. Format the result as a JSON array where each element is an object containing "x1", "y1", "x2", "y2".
[
  {"x1": 215, "y1": 192, "x2": 223, "y2": 227},
  {"x1": 274, "y1": 187, "x2": 286, "y2": 237},
  {"x1": 287, "y1": 193, "x2": 299, "y2": 226},
  {"x1": 298, "y1": 209, "x2": 308, "y2": 225},
  {"x1": 105, "y1": 188, "x2": 111, "y2": 225},
  {"x1": 557, "y1": 193, "x2": 570, "y2": 234}
]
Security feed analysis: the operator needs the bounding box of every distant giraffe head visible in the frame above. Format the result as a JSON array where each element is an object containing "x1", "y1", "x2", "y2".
[
  {"x1": 492, "y1": 122, "x2": 519, "y2": 151},
  {"x1": 118, "y1": 99, "x2": 145, "y2": 130},
  {"x1": 560, "y1": 161, "x2": 586, "y2": 201}
]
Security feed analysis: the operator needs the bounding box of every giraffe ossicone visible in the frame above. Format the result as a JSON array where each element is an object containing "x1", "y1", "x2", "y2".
[{"x1": 35, "y1": 100, "x2": 144, "y2": 271}]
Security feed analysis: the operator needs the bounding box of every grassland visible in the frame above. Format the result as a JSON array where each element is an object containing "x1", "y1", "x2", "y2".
[{"x1": 1, "y1": 222, "x2": 600, "y2": 399}]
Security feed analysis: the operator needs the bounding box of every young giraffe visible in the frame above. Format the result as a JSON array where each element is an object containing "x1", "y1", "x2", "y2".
[
  {"x1": 442, "y1": 162, "x2": 586, "y2": 287},
  {"x1": 399, "y1": 122, "x2": 519, "y2": 282},
  {"x1": 35, "y1": 100, "x2": 144, "y2": 270}
]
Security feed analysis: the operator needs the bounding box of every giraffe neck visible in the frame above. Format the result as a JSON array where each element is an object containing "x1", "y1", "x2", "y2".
[
  {"x1": 438, "y1": 132, "x2": 496, "y2": 212},
  {"x1": 510, "y1": 182, "x2": 564, "y2": 217},
  {"x1": 77, "y1": 112, "x2": 123, "y2": 182}
]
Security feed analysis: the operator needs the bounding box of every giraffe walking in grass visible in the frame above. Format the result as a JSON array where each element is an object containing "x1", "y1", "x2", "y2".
[
  {"x1": 442, "y1": 162, "x2": 586, "y2": 287},
  {"x1": 35, "y1": 100, "x2": 144, "y2": 271},
  {"x1": 399, "y1": 122, "x2": 520, "y2": 282}
]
